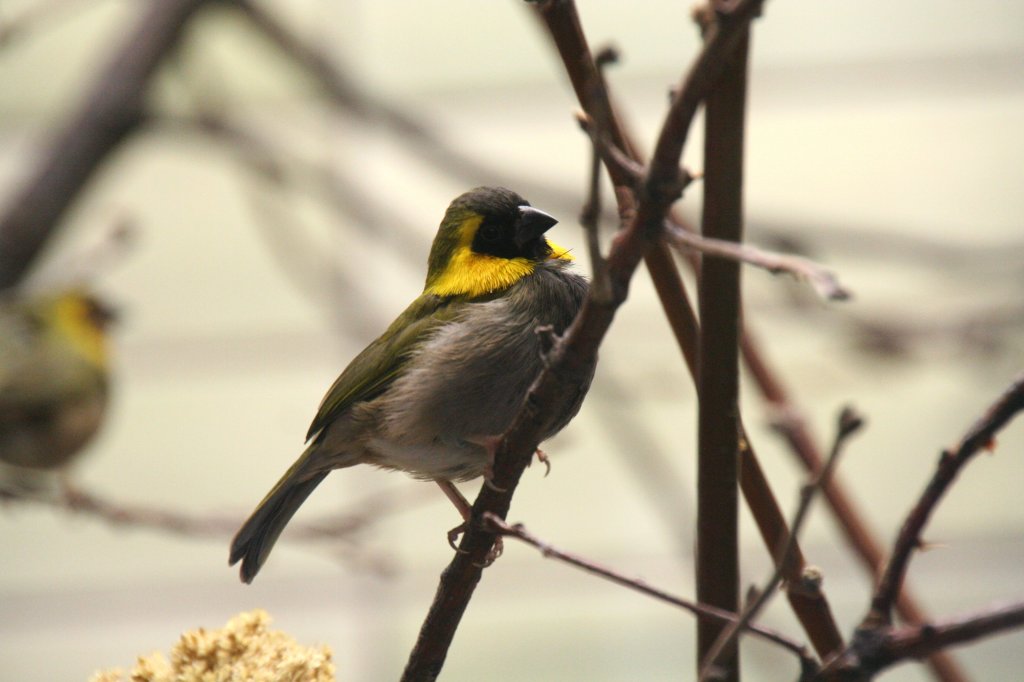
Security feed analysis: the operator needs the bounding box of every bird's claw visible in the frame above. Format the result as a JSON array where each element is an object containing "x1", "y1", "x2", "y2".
[
  {"x1": 447, "y1": 522, "x2": 470, "y2": 553},
  {"x1": 532, "y1": 448, "x2": 552, "y2": 477},
  {"x1": 447, "y1": 522, "x2": 504, "y2": 566}
]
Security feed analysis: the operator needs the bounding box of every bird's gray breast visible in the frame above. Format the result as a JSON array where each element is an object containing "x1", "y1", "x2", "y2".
[{"x1": 369, "y1": 262, "x2": 590, "y2": 480}]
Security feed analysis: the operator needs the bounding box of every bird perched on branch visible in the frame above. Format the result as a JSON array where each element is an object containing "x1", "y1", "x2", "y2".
[
  {"x1": 230, "y1": 186, "x2": 592, "y2": 583},
  {"x1": 0, "y1": 289, "x2": 116, "y2": 488}
]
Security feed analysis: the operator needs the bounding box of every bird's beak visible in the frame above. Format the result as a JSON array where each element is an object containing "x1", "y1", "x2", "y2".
[{"x1": 515, "y1": 206, "x2": 558, "y2": 248}]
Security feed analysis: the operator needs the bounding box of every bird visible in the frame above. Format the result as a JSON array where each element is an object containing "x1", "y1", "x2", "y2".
[
  {"x1": 230, "y1": 186, "x2": 592, "y2": 583},
  {"x1": 0, "y1": 289, "x2": 115, "y2": 488}
]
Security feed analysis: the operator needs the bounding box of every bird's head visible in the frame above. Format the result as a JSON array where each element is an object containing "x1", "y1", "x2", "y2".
[
  {"x1": 44, "y1": 291, "x2": 118, "y2": 369},
  {"x1": 424, "y1": 187, "x2": 572, "y2": 298}
]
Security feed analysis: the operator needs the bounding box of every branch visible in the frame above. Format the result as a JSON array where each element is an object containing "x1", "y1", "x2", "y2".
[
  {"x1": 5, "y1": 481, "x2": 432, "y2": 553},
  {"x1": 484, "y1": 513, "x2": 818, "y2": 676},
  {"x1": 828, "y1": 601, "x2": 1024, "y2": 680},
  {"x1": 694, "y1": 10, "x2": 751, "y2": 679},
  {"x1": 881, "y1": 602, "x2": 1024, "y2": 665},
  {"x1": 0, "y1": 0, "x2": 212, "y2": 291},
  {"x1": 742, "y1": 335, "x2": 968, "y2": 681},
  {"x1": 402, "y1": 3, "x2": 768, "y2": 678},
  {"x1": 534, "y1": 0, "x2": 844, "y2": 663},
  {"x1": 663, "y1": 222, "x2": 851, "y2": 301},
  {"x1": 699, "y1": 408, "x2": 863, "y2": 681},
  {"x1": 865, "y1": 373, "x2": 1024, "y2": 627}
]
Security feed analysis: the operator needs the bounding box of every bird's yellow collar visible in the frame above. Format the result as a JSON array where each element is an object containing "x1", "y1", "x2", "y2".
[
  {"x1": 424, "y1": 216, "x2": 573, "y2": 299},
  {"x1": 51, "y1": 295, "x2": 107, "y2": 368}
]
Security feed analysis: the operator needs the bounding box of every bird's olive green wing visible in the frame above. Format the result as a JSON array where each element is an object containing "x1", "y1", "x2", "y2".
[{"x1": 305, "y1": 293, "x2": 460, "y2": 441}]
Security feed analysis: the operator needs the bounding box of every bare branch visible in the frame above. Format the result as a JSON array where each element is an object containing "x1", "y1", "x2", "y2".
[
  {"x1": 699, "y1": 407, "x2": 863, "y2": 681},
  {"x1": 0, "y1": 0, "x2": 210, "y2": 291},
  {"x1": 484, "y1": 513, "x2": 818, "y2": 675},
  {"x1": 865, "y1": 373, "x2": 1024, "y2": 627},
  {"x1": 5, "y1": 480, "x2": 433, "y2": 548},
  {"x1": 828, "y1": 602, "x2": 1024, "y2": 679},
  {"x1": 534, "y1": 0, "x2": 845, "y2": 664},
  {"x1": 663, "y1": 222, "x2": 851, "y2": 301}
]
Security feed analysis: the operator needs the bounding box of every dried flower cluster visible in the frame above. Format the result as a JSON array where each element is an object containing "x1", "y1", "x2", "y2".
[{"x1": 90, "y1": 609, "x2": 335, "y2": 682}]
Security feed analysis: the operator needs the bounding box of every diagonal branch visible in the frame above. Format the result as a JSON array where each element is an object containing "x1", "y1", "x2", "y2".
[
  {"x1": 865, "y1": 372, "x2": 1024, "y2": 627},
  {"x1": 828, "y1": 601, "x2": 1024, "y2": 679},
  {"x1": 402, "y1": 2, "x2": 768, "y2": 679},
  {"x1": 0, "y1": 0, "x2": 213, "y2": 291},
  {"x1": 699, "y1": 408, "x2": 863, "y2": 681},
  {"x1": 484, "y1": 513, "x2": 818, "y2": 676},
  {"x1": 532, "y1": 0, "x2": 845, "y2": 664},
  {"x1": 663, "y1": 222, "x2": 851, "y2": 301}
]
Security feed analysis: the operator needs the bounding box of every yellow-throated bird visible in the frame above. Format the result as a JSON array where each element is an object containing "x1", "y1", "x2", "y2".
[
  {"x1": 230, "y1": 187, "x2": 592, "y2": 582},
  {"x1": 0, "y1": 290, "x2": 115, "y2": 479}
]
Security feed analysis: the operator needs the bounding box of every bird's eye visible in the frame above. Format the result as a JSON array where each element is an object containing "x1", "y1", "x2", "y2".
[{"x1": 479, "y1": 223, "x2": 500, "y2": 242}]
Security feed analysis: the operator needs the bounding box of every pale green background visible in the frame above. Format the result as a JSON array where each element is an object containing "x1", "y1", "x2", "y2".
[{"x1": 1, "y1": 1, "x2": 1022, "y2": 680}]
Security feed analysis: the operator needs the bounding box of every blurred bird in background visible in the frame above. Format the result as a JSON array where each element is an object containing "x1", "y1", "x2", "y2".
[{"x1": 0, "y1": 289, "x2": 117, "y2": 492}]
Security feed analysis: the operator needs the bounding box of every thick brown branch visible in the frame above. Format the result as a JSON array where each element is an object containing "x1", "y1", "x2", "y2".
[
  {"x1": 830, "y1": 602, "x2": 1024, "y2": 680},
  {"x1": 533, "y1": 0, "x2": 844, "y2": 663},
  {"x1": 695, "y1": 16, "x2": 749, "y2": 681},
  {"x1": 882, "y1": 602, "x2": 1024, "y2": 666},
  {"x1": 404, "y1": 2, "x2": 768, "y2": 678}
]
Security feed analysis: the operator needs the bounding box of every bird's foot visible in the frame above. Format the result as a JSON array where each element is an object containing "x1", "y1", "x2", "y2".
[
  {"x1": 447, "y1": 522, "x2": 470, "y2": 553},
  {"x1": 446, "y1": 521, "x2": 504, "y2": 566},
  {"x1": 531, "y1": 448, "x2": 552, "y2": 477}
]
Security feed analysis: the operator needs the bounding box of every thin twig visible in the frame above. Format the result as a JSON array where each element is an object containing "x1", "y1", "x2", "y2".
[
  {"x1": 699, "y1": 407, "x2": 864, "y2": 681},
  {"x1": 577, "y1": 115, "x2": 613, "y2": 302},
  {"x1": 865, "y1": 372, "x2": 1024, "y2": 627},
  {"x1": 484, "y1": 513, "x2": 818, "y2": 675},
  {"x1": 664, "y1": 222, "x2": 851, "y2": 301},
  {"x1": 741, "y1": 328, "x2": 968, "y2": 681}
]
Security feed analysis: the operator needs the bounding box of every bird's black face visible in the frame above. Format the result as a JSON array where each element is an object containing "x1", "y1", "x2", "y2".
[{"x1": 466, "y1": 188, "x2": 558, "y2": 262}]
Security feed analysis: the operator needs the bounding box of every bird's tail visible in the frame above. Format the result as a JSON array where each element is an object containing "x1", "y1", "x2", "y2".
[{"x1": 229, "y1": 444, "x2": 328, "y2": 584}]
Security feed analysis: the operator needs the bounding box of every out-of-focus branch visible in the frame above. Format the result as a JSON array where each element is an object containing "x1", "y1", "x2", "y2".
[
  {"x1": 484, "y1": 513, "x2": 819, "y2": 677},
  {"x1": 6, "y1": 481, "x2": 432, "y2": 545},
  {"x1": 0, "y1": 0, "x2": 96, "y2": 48},
  {"x1": 0, "y1": 0, "x2": 213, "y2": 291},
  {"x1": 232, "y1": 0, "x2": 570, "y2": 211}
]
